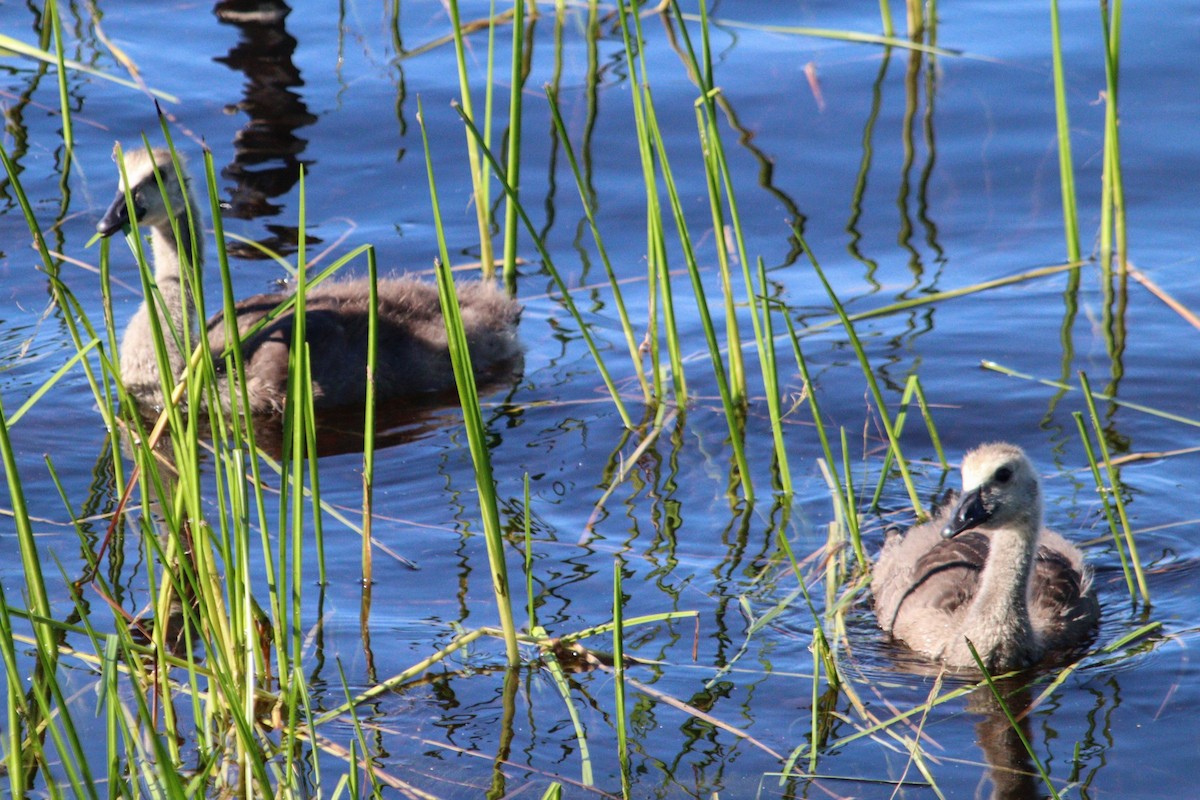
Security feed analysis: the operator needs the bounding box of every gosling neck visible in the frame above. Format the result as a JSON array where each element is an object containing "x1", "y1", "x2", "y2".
[
  {"x1": 144, "y1": 211, "x2": 204, "y2": 378},
  {"x1": 962, "y1": 525, "x2": 1040, "y2": 670}
]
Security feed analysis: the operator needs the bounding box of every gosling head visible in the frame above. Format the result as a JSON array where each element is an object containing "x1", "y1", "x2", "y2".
[
  {"x1": 942, "y1": 442, "x2": 1043, "y2": 540},
  {"x1": 97, "y1": 146, "x2": 192, "y2": 238}
]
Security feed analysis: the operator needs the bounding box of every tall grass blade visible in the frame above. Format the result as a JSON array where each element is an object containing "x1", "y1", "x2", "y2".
[
  {"x1": 446, "y1": 0, "x2": 496, "y2": 277},
  {"x1": 797, "y1": 233, "x2": 924, "y2": 516},
  {"x1": 48, "y1": 0, "x2": 74, "y2": 156},
  {"x1": 612, "y1": 557, "x2": 631, "y2": 799},
  {"x1": 1072, "y1": 412, "x2": 1135, "y2": 603},
  {"x1": 1099, "y1": 0, "x2": 1126, "y2": 270},
  {"x1": 502, "y1": 0, "x2": 526, "y2": 291},
  {"x1": 363, "y1": 248, "x2": 379, "y2": 590},
  {"x1": 755, "y1": 259, "x2": 792, "y2": 494},
  {"x1": 870, "y1": 374, "x2": 946, "y2": 509},
  {"x1": 615, "y1": 0, "x2": 687, "y2": 407},
  {"x1": 967, "y1": 642, "x2": 1063, "y2": 800},
  {"x1": 418, "y1": 98, "x2": 520, "y2": 664},
  {"x1": 780, "y1": 311, "x2": 861, "y2": 535},
  {"x1": 545, "y1": 86, "x2": 651, "y2": 403},
  {"x1": 645, "y1": 95, "x2": 754, "y2": 501},
  {"x1": 1049, "y1": 0, "x2": 1081, "y2": 263},
  {"x1": 1077, "y1": 371, "x2": 1149, "y2": 605},
  {"x1": 450, "y1": 102, "x2": 633, "y2": 428}
]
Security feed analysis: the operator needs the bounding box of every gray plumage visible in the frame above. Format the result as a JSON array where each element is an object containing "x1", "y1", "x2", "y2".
[
  {"x1": 97, "y1": 146, "x2": 522, "y2": 414},
  {"x1": 872, "y1": 443, "x2": 1100, "y2": 672}
]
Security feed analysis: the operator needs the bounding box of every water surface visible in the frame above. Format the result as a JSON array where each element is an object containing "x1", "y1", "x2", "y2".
[{"x1": 0, "y1": 1, "x2": 1197, "y2": 796}]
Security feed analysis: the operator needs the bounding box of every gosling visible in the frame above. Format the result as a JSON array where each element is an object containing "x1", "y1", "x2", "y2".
[
  {"x1": 872, "y1": 443, "x2": 1100, "y2": 672},
  {"x1": 96, "y1": 145, "x2": 522, "y2": 414}
]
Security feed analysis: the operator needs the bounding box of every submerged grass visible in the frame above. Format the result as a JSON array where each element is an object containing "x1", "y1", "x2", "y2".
[{"x1": 0, "y1": 1, "x2": 1161, "y2": 797}]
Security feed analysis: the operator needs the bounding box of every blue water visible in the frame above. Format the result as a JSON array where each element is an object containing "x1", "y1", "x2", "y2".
[{"x1": 1, "y1": 1, "x2": 1198, "y2": 796}]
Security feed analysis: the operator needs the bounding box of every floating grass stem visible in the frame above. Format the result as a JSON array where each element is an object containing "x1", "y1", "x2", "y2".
[{"x1": 983, "y1": 360, "x2": 1200, "y2": 428}]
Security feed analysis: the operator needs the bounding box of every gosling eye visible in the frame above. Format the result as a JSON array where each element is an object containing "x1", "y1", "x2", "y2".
[{"x1": 995, "y1": 466, "x2": 1013, "y2": 483}]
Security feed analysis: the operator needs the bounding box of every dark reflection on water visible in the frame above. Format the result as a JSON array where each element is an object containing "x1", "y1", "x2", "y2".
[{"x1": 214, "y1": 0, "x2": 315, "y2": 226}]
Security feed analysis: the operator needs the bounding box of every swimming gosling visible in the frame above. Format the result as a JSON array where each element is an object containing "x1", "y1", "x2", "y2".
[
  {"x1": 96, "y1": 145, "x2": 522, "y2": 414},
  {"x1": 872, "y1": 443, "x2": 1100, "y2": 672}
]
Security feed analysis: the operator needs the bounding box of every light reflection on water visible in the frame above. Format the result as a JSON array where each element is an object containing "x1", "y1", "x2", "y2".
[{"x1": 0, "y1": 0, "x2": 1197, "y2": 796}]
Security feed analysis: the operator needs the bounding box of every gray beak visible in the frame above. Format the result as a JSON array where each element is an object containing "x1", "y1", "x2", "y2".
[
  {"x1": 96, "y1": 192, "x2": 140, "y2": 238},
  {"x1": 941, "y1": 487, "x2": 992, "y2": 539}
]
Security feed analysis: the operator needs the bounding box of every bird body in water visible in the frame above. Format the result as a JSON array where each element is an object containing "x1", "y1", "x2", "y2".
[
  {"x1": 872, "y1": 443, "x2": 1100, "y2": 672},
  {"x1": 97, "y1": 145, "x2": 522, "y2": 414}
]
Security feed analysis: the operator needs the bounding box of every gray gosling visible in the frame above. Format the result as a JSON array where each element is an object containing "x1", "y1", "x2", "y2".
[
  {"x1": 872, "y1": 443, "x2": 1100, "y2": 672},
  {"x1": 96, "y1": 146, "x2": 522, "y2": 414}
]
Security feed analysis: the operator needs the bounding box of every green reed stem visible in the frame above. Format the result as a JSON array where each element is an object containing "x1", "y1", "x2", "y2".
[
  {"x1": 781, "y1": 311, "x2": 857, "y2": 531},
  {"x1": 1099, "y1": 0, "x2": 1126, "y2": 269},
  {"x1": 446, "y1": 0, "x2": 495, "y2": 277},
  {"x1": 362, "y1": 247, "x2": 379, "y2": 590},
  {"x1": 870, "y1": 374, "x2": 946, "y2": 509},
  {"x1": 524, "y1": 473, "x2": 535, "y2": 632},
  {"x1": 0, "y1": 397, "x2": 53, "y2": 658},
  {"x1": 799, "y1": 235, "x2": 924, "y2": 517},
  {"x1": 0, "y1": 583, "x2": 33, "y2": 795},
  {"x1": 545, "y1": 85, "x2": 651, "y2": 403},
  {"x1": 615, "y1": 0, "x2": 686, "y2": 407},
  {"x1": 48, "y1": 0, "x2": 73, "y2": 155},
  {"x1": 967, "y1": 641, "x2": 1063, "y2": 800},
  {"x1": 613, "y1": 557, "x2": 631, "y2": 800},
  {"x1": 840, "y1": 428, "x2": 866, "y2": 568},
  {"x1": 450, "y1": 102, "x2": 633, "y2": 428},
  {"x1": 756, "y1": 259, "x2": 792, "y2": 494},
  {"x1": 693, "y1": 102, "x2": 745, "y2": 402},
  {"x1": 809, "y1": 633, "x2": 821, "y2": 773},
  {"x1": 1071, "y1": 412, "x2": 1135, "y2": 603},
  {"x1": 1078, "y1": 371, "x2": 1149, "y2": 605},
  {"x1": 1049, "y1": 0, "x2": 1081, "y2": 263},
  {"x1": 646, "y1": 96, "x2": 754, "y2": 501},
  {"x1": 419, "y1": 97, "x2": 519, "y2": 665},
  {"x1": 503, "y1": 0, "x2": 525, "y2": 292},
  {"x1": 878, "y1": 0, "x2": 896, "y2": 37}
]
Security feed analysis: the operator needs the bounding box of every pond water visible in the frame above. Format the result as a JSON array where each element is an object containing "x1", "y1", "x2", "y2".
[{"x1": 1, "y1": 0, "x2": 1198, "y2": 797}]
